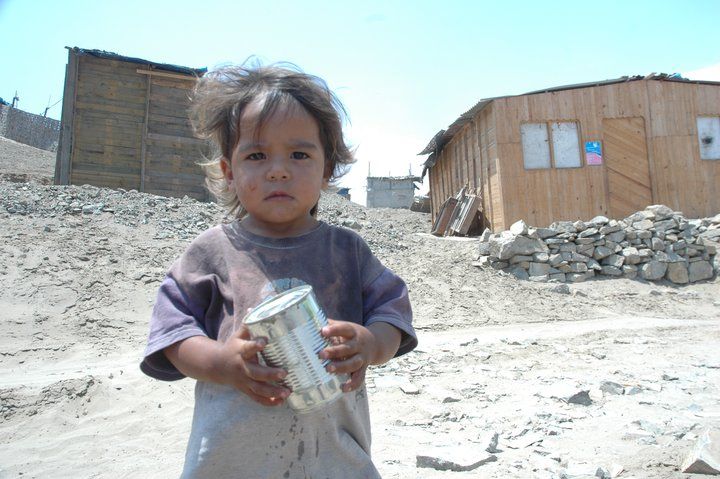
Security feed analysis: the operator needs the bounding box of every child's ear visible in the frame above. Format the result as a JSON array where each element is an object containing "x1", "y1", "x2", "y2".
[{"x1": 220, "y1": 158, "x2": 233, "y2": 182}]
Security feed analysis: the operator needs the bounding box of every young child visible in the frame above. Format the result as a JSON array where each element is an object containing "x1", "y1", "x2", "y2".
[{"x1": 140, "y1": 63, "x2": 417, "y2": 478}]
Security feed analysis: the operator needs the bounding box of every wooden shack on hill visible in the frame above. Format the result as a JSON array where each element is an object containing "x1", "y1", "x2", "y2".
[
  {"x1": 420, "y1": 74, "x2": 720, "y2": 233},
  {"x1": 55, "y1": 47, "x2": 209, "y2": 200}
]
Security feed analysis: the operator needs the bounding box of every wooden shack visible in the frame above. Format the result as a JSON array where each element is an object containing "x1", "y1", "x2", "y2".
[
  {"x1": 420, "y1": 75, "x2": 720, "y2": 232},
  {"x1": 55, "y1": 47, "x2": 209, "y2": 200}
]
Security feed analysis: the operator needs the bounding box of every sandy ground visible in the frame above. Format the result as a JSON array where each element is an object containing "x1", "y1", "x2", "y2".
[{"x1": 0, "y1": 136, "x2": 719, "y2": 478}]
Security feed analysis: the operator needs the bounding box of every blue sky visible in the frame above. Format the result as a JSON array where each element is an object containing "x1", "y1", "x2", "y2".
[{"x1": 1, "y1": 0, "x2": 719, "y2": 203}]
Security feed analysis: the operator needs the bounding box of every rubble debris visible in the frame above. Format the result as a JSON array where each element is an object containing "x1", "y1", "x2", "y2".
[{"x1": 476, "y1": 205, "x2": 719, "y2": 284}]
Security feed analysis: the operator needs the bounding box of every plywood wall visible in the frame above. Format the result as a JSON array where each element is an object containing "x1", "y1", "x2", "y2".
[
  {"x1": 57, "y1": 52, "x2": 208, "y2": 200},
  {"x1": 646, "y1": 81, "x2": 720, "y2": 218}
]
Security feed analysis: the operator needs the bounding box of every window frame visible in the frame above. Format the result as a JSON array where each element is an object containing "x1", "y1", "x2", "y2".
[{"x1": 520, "y1": 119, "x2": 583, "y2": 170}]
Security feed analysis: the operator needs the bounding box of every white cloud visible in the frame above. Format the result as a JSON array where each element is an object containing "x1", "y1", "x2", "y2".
[{"x1": 683, "y1": 63, "x2": 720, "y2": 81}]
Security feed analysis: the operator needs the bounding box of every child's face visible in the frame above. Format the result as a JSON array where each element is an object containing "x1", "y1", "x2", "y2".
[{"x1": 221, "y1": 97, "x2": 327, "y2": 237}]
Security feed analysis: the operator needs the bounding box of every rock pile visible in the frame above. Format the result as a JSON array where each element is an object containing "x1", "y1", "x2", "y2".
[{"x1": 476, "y1": 205, "x2": 720, "y2": 284}]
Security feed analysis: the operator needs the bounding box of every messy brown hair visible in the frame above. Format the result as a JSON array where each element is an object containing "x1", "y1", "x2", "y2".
[{"x1": 190, "y1": 61, "x2": 355, "y2": 217}]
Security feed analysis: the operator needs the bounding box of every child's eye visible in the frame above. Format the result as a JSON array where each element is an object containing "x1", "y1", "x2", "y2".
[
  {"x1": 291, "y1": 152, "x2": 309, "y2": 160},
  {"x1": 246, "y1": 152, "x2": 265, "y2": 161}
]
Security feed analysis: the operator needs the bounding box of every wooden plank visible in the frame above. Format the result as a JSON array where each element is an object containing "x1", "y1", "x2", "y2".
[
  {"x1": 149, "y1": 83, "x2": 192, "y2": 103},
  {"x1": 138, "y1": 68, "x2": 198, "y2": 82},
  {"x1": 55, "y1": 48, "x2": 79, "y2": 185},
  {"x1": 151, "y1": 76, "x2": 198, "y2": 89},
  {"x1": 74, "y1": 99, "x2": 146, "y2": 117},
  {"x1": 71, "y1": 171, "x2": 140, "y2": 189},
  {"x1": 148, "y1": 100, "x2": 192, "y2": 120},
  {"x1": 72, "y1": 160, "x2": 141, "y2": 176},
  {"x1": 146, "y1": 132, "x2": 206, "y2": 147}
]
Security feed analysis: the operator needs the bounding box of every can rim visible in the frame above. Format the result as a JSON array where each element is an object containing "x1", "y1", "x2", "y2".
[{"x1": 244, "y1": 284, "x2": 313, "y2": 324}]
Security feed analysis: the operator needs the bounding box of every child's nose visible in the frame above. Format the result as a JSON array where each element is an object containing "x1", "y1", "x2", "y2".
[{"x1": 267, "y1": 158, "x2": 290, "y2": 181}]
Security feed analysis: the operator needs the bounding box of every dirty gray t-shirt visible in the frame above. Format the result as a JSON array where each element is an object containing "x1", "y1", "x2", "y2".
[{"x1": 141, "y1": 220, "x2": 417, "y2": 479}]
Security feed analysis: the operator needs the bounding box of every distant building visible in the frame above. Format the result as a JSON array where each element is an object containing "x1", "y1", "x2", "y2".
[{"x1": 366, "y1": 175, "x2": 420, "y2": 209}]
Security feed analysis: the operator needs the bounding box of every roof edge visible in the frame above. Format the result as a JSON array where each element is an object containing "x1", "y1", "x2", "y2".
[{"x1": 67, "y1": 46, "x2": 207, "y2": 76}]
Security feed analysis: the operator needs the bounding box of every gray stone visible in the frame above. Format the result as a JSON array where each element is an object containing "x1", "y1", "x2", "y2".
[
  {"x1": 559, "y1": 243, "x2": 577, "y2": 253},
  {"x1": 566, "y1": 390, "x2": 593, "y2": 406},
  {"x1": 479, "y1": 228, "x2": 493, "y2": 242},
  {"x1": 533, "y1": 252, "x2": 550, "y2": 262},
  {"x1": 535, "y1": 227, "x2": 559, "y2": 239},
  {"x1": 666, "y1": 263, "x2": 689, "y2": 284},
  {"x1": 633, "y1": 219, "x2": 655, "y2": 230},
  {"x1": 490, "y1": 260, "x2": 509, "y2": 270},
  {"x1": 578, "y1": 227, "x2": 599, "y2": 238},
  {"x1": 509, "y1": 267, "x2": 530, "y2": 280},
  {"x1": 545, "y1": 238, "x2": 566, "y2": 245},
  {"x1": 558, "y1": 264, "x2": 572, "y2": 273},
  {"x1": 637, "y1": 230, "x2": 653, "y2": 239},
  {"x1": 586, "y1": 258, "x2": 602, "y2": 271},
  {"x1": 600, "y1": 381, "x2": 625, "y2": 395},
  {"x1": 529, "y1": 262, "x2": 551, "y2": 276},
  {"x1": 654, "y1": 218, "x2": 678, "y2": 233},
  {"x1": 510, "y1": 220, "x2": 529, "y2": 236},
  {"x1": 601, "y1": 265, "x2": 623, "y2": 276},
  {"x1": 651, "y1": 237, "x2": 665, "y2": 251},
  {"x1": 646, "y1": 204, "x2": 676, "y2": 220},
  {"x1": 577, "y1": 243, "x2": 595, "y2": 256},
  {"x1": 623, "y1": 264, "x2": 638, "y2": 278},
  {"x1": 549, "y1": 274, "x2": 568, "y2": 284},
  {"x1": 569, "y1": 262, "x2": 588, "y2": 273},
  {"x1": 641, "y1": 261, "x2": 667, "y2": 280},
  {"x1": 600, "y1": 223, "x2": 622, "y2": 235},
  {"x1": 593, "y1": 245, "x2": 614, "y2": 260},
  {"x1": 606, "y1": 230, "x2": 626, "y2": 243},
  {"x1": 689, "y1": 261, "x2": 714, "y2": 282},
  {"x1": 477, "y1": 242, "x2": 491, "y2": 256},
  {"x1": 621, "y1": 247, "x2": 641, "y2": 264},
  {"x1": 575, "y1": 236, "x2": 598, "y2": 245},
  {"x1": 550, "y1": 221, "x2": 577, "y2": 233},
  {"x1": 589, "y1": 215, "x2": 610, "y2": 225},
  {"x1": 626, "y1": 210, "x2": 655, "y2": 223},
  {"x1": 681, "y1": 429, "x2": 720, "y2": 475},
  {"x1": 548, "y1": 254, "x2": 564, "y2": 267},
  {"x1": 573, "y1": 220, "x2": 587, "y2": 232},
  {"x1": 654, "y1": 250, "x2": 685, "y2": 263},
  {"x1": 488, "y1": 234, "x2": 549, "y2": 260},
  {"x1": 602, "y1": 254, "x2": 625, "y2": 268}
]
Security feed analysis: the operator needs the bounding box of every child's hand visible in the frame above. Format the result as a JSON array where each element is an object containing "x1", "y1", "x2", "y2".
[
  {"x1": 218, "y1": 325, "x2": 292, "y2": 406},
  {"x1": 319, "y1": 320, "x2": 385, "y2": 393}
]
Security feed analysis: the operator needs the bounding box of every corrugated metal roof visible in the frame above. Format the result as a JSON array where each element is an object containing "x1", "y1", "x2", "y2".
[
  {"x1": 68, "y1": 47, "x2": 207, "y2": 76},
  {"x1": 418, "y1": 73, "x2": 720, "y2": 161}
]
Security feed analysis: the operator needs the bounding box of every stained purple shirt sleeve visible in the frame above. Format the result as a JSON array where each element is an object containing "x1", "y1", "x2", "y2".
[
  {"x1": 140, "y1": 275, "x2": 210, "y2": 381},
  {"x1": 362, "y1": 268, "x2": 417, "y2": 357}
]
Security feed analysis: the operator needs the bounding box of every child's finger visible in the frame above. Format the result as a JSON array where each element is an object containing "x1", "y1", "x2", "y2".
[
  {"x1": 247, "y1": 379, "x2": 291, "y2": 401},
  {"x1": 319, "y1": 341, "x2": 356, "y2": 360},
  {"x1": 321, "y1": 320, "x2": 355, "y2": 340},
  {"x1": 244, "y1": 361, "x2": 287, "y2": 383},
  {"x1": 341, "y1": 368, "x2": 367, "y2": 392},
  {"x1": 244, "y1": 388, "x2": 287, "y2": 407},
  {"x1": 326, "y1": 354, "x2": 363, "y2": 374}
]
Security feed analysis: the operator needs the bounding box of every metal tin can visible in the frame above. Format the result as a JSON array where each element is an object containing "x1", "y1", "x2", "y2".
[{"x1": 244, "y1": 285, "x2": 347, "y2": 413}]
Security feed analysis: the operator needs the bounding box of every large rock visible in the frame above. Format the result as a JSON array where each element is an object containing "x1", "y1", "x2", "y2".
[
  {"x1": 641, "y1": 260, "x2": 667, "y2": 280},
  {"x1": 666, "y1": 262, "x2": 689, "y2": 284},
  {"x1": 689, "y1": 261, "x2": 714, "y2": 283},
  {"x1": 488, "y1": 234, "x2": 549, "y2": 260}
]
